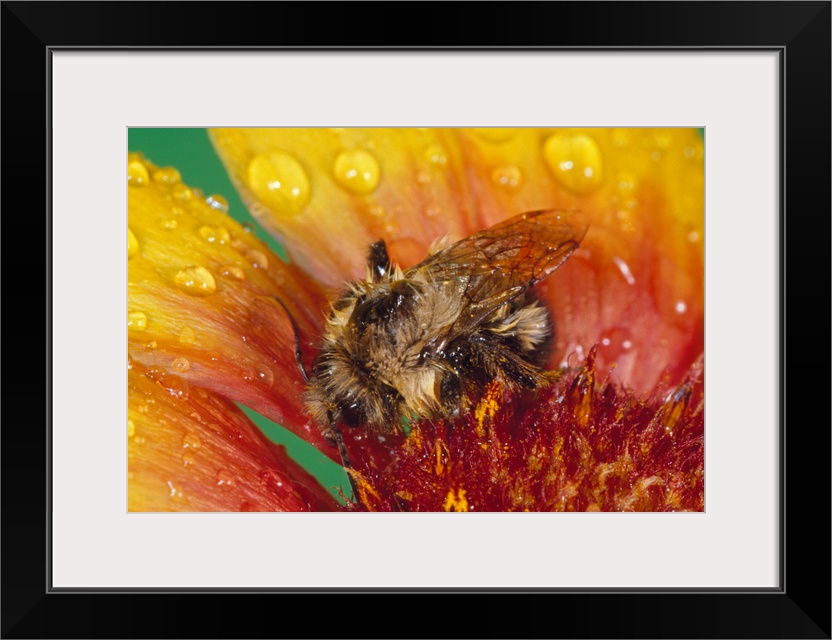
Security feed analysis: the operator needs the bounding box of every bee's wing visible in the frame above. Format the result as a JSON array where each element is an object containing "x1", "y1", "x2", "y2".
[{"x1": 410, "y1": 210, "x2": 587, "y2": 350}]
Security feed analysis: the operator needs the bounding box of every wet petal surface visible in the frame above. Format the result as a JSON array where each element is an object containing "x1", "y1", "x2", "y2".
[
  {"x1": 127, "y1": 153, "x2": 333, "y2": 454},
  {"x1": 129, "y1": 362, "x2": 339, "y2": 512}
]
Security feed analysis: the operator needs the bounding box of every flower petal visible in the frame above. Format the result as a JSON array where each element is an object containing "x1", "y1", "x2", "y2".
[
  {"x1": 209, "y1": 128, "x2": 491, "y2": 286},
  {"x1": 210, "y1": 129, "x2": 703, "y2": 392},
  {"x1": 454, "y1": 128, "x2": 704, "y2": 391},
  {"x1": 128, "y1": 153, "x2": 334, "y2": 454},
  {"x1": 128, "y1": 362, "x2": 339, "y2": 512}
]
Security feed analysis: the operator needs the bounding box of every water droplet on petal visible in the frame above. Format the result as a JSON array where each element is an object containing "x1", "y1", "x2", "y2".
[
  {"x1": 152, "y1": 166, "x2": 181, "y2": 183},
  {"x1": 612, "y1": 256, "x2": 636, "y2": 286},
  {"x1": 173, "y1": 185, "x2": 194, "y2": 201},
  {"x1": 172, "y1": 357, "x2": 190, "y2": 372},
  {"x1": 128, "y1": 160, "x2": 149, "y2": 185},
  {"x1": 199, "y1": 225, "x2": 230, "y2": 244},
  {"x1": 491, "y1": 164, "x2": 523, "y2": 190},
  {"x1": 221, "y1": 265, "x2": 246, "y2": 281},
  {"x1": 182, "y1": 452, "x2": 196, "y2": 467},
  {"x1": 167, "y1": 480, "x2": 186, "y2": 502},
  {"x1": 333, "y1": 149, "x2": 381, "y2": 195},
  {"x1": 128, "y1": 420, "x2": 135, "y2": 438},
  {"x1": 179, "y1": 326, "x2": 196, "y2": 345},
  {"x1": 127, "y1": 354, "x2": 133, "y2": 370},
  {"x1": 543, "y1": 132, "x2": 603, "y2": 193},
  {"x1": 174, "y1": 266, "x2": 217, "y2": 297},
  {"x1": 424, "y1": 144, "x2": 447, "y2": 165},
  {"x1": 145, "y1": 340, "x2": 157, "y2": 350},
  {"x1": 255, "y1": 365, "x2": 274, "y2": 388},
  {"x1": 599, "y1": 327, "x2": 634, "y2": 361},
  {"x1": 128, "y1": 229, "x2": 139, "y2": 258},
  {"x1": 151, "y1": 371, "x2": 189, "y2": 399},
  {"x1": 245, "y1": 249, "x2": 268, "y2": 270},
  {"x1": 248, "y1": 152, "x2": 310, "y2": 214},
  {"x1": 183, "y1": 433, "x2": 202, "y2": 449},
  {"x1": 206, "y1": 194, "x2": 229, "y2": 211},
  {"x1": 127, "y1": 311, "x2": 147, "y2": 332},
  {"x1": 675, "y1": 301, "x2": 687, "y2": 314},
  {"x1": 216, "y1": 469, "x2": 234, "y2": 489},
  {"x1": 163, "y1": 219, "x2": 178, "y2": 230}
]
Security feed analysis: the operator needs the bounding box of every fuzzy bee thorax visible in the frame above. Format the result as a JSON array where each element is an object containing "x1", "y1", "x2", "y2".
[{"x1": 303, "y1": 210, "x2": 587, "y2": 436}]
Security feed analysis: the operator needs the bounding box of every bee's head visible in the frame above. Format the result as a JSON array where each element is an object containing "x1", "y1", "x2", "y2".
[{"x1": 305, "y1": 340, "x2": 406, "y2": 433}]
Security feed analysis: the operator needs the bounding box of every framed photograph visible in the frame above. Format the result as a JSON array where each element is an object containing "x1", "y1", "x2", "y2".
[{"x1": 4, "y1": 2, "x2": 829, "y2": 638}]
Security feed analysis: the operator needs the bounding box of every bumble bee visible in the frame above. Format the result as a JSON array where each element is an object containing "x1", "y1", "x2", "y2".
[{"x1": 303, "y1": 210, "x2": 587, "y2": 441}]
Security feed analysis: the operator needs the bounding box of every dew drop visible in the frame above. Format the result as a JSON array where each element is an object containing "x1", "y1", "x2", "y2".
[
  {"x1": 127, "y1": 311, "x2": 147, "y2": 332},
  {"x1": 491, "y1": 164, "x2": 523, "y2": 190},
  {"x1": 220, "y1": 265, "x2": 246, "y2": 281},
  {"x1": 182, "y1": 451, "x2": 196, "y2": 467},
  {"x1": 127, "y1": 160, "x2": 149, "y2": 185},
  {"x1": 172, "y1": 357, "x2": 190, "y2": 372},
  {"x1": 163, "y1": 219, "x2": 178, "y2": 230},
  {"x1": 230, "y1": 238, "x2": 249, "y2": 253},
  {"x1": 127, "y1": 354, "x2": 133, "y2": 370},
  {"x1": 182, "y1": 433, "x2": 202, "y2": 449},
  {"x1": 179, "y1": 326, "x2": 196, "y2": 345},
  {"x1": 598, "y1": 327, "x2": 634, "y2": 361},
  {"x1": 128, "y1": 419, "x2": 135, "y2": 439},
  {"x1": 255, "y1": 365, "x2": 274, "y2": 388},
  {"x1": 333, "y1": 149, "x2": 381, "y2": 195},
  {"x1": 154, "y1": 372, "x2": 189, "y2": 399},
  {"x1": 543, "y1": 132, "x2": 603, "y2": 193},
  {"x1": 173, "y1": 185, "x2": 194, "y2": 201},
  {"x1": 247, "y1": 152, "x2": 310, "y2": 214},
  {"x1": 128, "y1": 229, "x2": 139, "y2": 259},
  {"x1": 216, "y1": 469, "x2": 235, "y2": 489},
  {"x1": 684, "y1": 146, "x2": 696, "y2": 159},
  {"x1": 174, "y1": 266, "x2": 217, "y2": 297},
  {"x1": 424, "y1": 144, "x2": 447, "y2": 165},
  {"x1": 675, "y1": 301, "x2": 688, "y2": 314},
  {"x1": 471, "y1": 128, "x2": 515, "y2": 143},
  {"x1": 167, "y1": 480, "x2": 186, "y2": 502},
  {"x1": 152, "y1": 166, "x2": 181, "y2": 183},
  {"x1": 245, "y1": 249, "x2": 269, "y2": 270},
  {"x1": 612, "y1": 257, "x2": 636, "y2": 286},
  {"x1": 145, "y1": 340, "x2": 157, "y2": 350},
  {"x1": 199, "y1": 225, "x2": 230, "y2": 244},
  {"x1": 206, "y1": 194, "x2": 229, "y2": 211}
]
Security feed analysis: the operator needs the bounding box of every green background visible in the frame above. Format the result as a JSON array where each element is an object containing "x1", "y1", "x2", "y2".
[{"x1": 128, "y1": 129, "x2": 351, "y2": 504}]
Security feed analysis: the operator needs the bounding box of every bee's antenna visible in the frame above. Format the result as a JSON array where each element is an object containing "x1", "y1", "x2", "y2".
[
  {"x1": 327, "y1": 412, "x2": 361, "y2": 506},
  {"x1": 273, "y1": 296, "x2": 309, "y2": 382}
]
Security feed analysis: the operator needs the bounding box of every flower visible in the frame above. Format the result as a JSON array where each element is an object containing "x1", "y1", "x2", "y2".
[{"x1": 128, "y1": 127, "x2": 704, "y2": 512}]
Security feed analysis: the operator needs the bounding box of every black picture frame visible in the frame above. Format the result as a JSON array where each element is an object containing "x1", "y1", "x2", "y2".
[{"x1": 2, "y1": 2, "x2": 829, "y2": 638}]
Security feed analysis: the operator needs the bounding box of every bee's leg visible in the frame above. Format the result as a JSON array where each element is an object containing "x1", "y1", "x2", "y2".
[
  {"x1": 367, "y1": 239, "x2": 391, "y2": 282},
  {"x1": 273, "y1": 296, "x2": 309, "y2": 382},
  {"x1": 327, "y1": 412, "x2": 361, "y2": 506}
]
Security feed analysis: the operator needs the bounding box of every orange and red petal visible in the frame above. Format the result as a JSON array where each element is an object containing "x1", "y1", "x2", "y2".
[
  {"x1": 128, "y1": 362, "x2": 339, "y2": 512},
  {"x1": 127, "y1": 154, "x2": 333, "y2": 455},
  {"x1": 210, "y1": 128, "x2": 703, "y2": 393}
]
